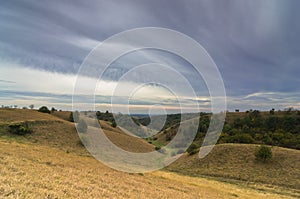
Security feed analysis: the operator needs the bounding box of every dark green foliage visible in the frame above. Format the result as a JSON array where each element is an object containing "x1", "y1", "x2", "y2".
[
  {"x1": 155, "y1": 146, "x2": 161, "y2": 150},
  {"x1": 96, "y1": 110, "x2": 115, "y2": 123},
  {"x1": 255, "y1": 145, "x2": 272, "y2": 162},
  {"x1": 69, "y1": 112, "x2": 74, "y2": 122},
  {"x1": 77, "y1": 119, "x2": 87, "y2": 133},
  {"x1": 187, "y1": 143, "x2": 199, "y2": 155},
  {"x1": 229, "y1": 133, "x2": 254, "y2": 144},
  {"x1": 216, "y1": 111, "x2": 300, "y2": 149},
  {"x1": 137, "y1": 116, "x2": 151, "y2": 126},
  {"x1": 38, "y1": 106, "x2": 50, "y2": 114},
  {"x1": 111, "y1": 121, "x2": 117, "y2": 128},
  {"x1": 9, "y1": 122, "x2": 32, "y2": 135},
  {"x1": 69, "y1": 111, "x2": 79, "y2": 122}
]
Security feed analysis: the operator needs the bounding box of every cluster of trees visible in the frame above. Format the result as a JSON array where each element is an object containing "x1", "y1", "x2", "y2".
[
  {"x1": 192, "y1": 110, "x2": 300, "y2": 150},
  {"x1": 96, "y1": 111, "x2": 117, "y2": 127},
  {"x1": 158, "y1": 110, "x2": 299, "y2": 151},
  {"x1": 95, "y1": 111, "x2": 115, "y2": 123},
  {"x1": 1, "y1": 104, "x2": 35, "y2": 109}
]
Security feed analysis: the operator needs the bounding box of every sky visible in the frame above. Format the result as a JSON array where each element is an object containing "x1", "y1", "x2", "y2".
[{"x1": 0, "y1": 0, "x2": 300, "y2": 113}]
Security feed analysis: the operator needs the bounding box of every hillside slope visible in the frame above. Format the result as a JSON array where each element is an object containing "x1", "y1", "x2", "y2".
[
  {"x1": 0, "y1": 109, "x2": 153, "y2": 154},
  {"x1": 0, "y1": 109, "x2": 299, "y2": 198},
  {"x1": 167, "y1": 144, "x2": 300, "y2": 191},
  {"x1": 0, "y1": 140, "x2": 296, "y2": 199}
]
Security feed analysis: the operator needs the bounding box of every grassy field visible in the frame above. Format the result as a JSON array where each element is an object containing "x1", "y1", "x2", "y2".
[
  {"x1": 0, "y1": 139, "x2": 296, "y2": 198},
  {"x1": 0, "y1": 108, "x2": 299, "y2": 198},
  {"x1": 166, "y1": 144, "x2": 300, "y2": 193}
]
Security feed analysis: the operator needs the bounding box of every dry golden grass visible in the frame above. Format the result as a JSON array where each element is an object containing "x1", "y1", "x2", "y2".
[
  {"x1": 99, "y1": 121, "x2": 154, "y2": 153},
  {"x1": 0, "y1": 109, "x2": 153, "y2": 154},
  {"x1": 167, "y1": 144, "x2": 300, "y2": 192},
  {"x1": 0, "y1": 140, "x2": 296, "y2": 199},
  {"x1": 50, "y1": 111, "x2": 71, "y2": 121},
  {"x1": 0, "y1": 108, "x2": 59, "y2": 124},
  {"x1": 0, "y1": 108, "x2": 299, "y2": 198}
]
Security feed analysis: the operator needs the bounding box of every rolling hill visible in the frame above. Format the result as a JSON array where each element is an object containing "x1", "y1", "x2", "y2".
[
  {"x1": 0, "y1": 108, "x2": 299, "y2": 198},
  {"x1": 166, "y1": 144, "x2": 300, "y2": 191}
]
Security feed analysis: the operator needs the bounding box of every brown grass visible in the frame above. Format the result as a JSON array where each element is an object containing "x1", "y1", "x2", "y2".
[
  {"x1": 50, "y1": 110, "x2": 71, "y2": 121},
  {"x1": 167, "y1": 144, "x2": 300, "y2": 192},
  {"x1": 0, "y1": 108, "x2": 299, "y2": 198},
  {"x1": 99, "y1": 121, "x2": 154, "y2": 153},
  {"x1": 0, "y1": 109, "x2": 153, "y2": 154},
  {"x1": 0, "y1": 140, "x2": 296, "y2": 199},
  {"x1": 0, "y1": 108, "x2": 59, "y2": 124}
]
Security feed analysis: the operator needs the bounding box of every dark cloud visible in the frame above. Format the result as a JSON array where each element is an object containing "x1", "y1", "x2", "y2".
[{"x1": 0, "y1": 0, "x2": 300, "y2": 110}]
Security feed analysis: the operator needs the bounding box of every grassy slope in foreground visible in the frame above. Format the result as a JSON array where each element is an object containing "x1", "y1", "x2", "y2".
[
  {"x1": 167, "y1": 144, "x2": 300, "y2": 190},
  {"x1": 0, "y1": 108, "x2": 299, "y2": 198},
  {"x1": 0, "y1": 140, "x2": 296, "y2": 199}
]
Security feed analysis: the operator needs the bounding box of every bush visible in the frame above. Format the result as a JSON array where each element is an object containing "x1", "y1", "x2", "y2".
[
  {"x1": 69, "y1": 111, "x2": 79, "y2": 122},
  {"x1": 111, "y1": 121, "x2": 117, "y2": 128},
  {"x1": 77, "y1": 119, "x2": 87, "y2": 133},
  {"x1": 9, "y1": 123, "x2": 32, "y2": 135},
  {"x1": 255, "y1": 145, "x2": 272, "y2": 162},
  {"x1": 187, "y1": 143, "x2": 199, "y2": 155},
  {"x1": 155, "y1": 146, "x2": 161, "y2": 150},
  {"x1": 38, "y1": 106, "x2": 50, "y2": 114}
]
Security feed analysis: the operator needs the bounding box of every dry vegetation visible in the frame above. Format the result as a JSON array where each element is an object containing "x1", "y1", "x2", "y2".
[
  {"x1": 167, "y1": 144, "x2": 300, "y2": 192},
  {"x1": 0, "y1": 140, "x2": 296, "y2": 198},
  {"x1": 0, "y1": 108, "x2": 299, "y2": 198},
  {"x1": 0, "y1": 108, "x2": 57, "y2": 124}
]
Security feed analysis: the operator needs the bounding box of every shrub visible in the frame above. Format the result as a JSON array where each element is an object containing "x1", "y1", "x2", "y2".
[
  {"x1": 231, "y1": 133, "x2": 254, "y2": 144},
  {"x1": 9, "y1": 123, "x2": 32, "y2": 135},
  {"x1": 38, "y1": 106, "x2": 50, "y2": 114},
  {"x1": 69, "y1": 111, "x2": 79, "y2": 122},
  {"x1": 77, "y1": 119, "x2": 87, "y2": 133},
  {"x1": 255, "y1": 145, "x2": 272, "y2": 162},
  {"x1": 111, "y1": 121, "x2": 117, "y2": 128},
  {"x1": 155, "y1": 146, "x2": 161, "y2": 150},
  {"x1": 187, "y1": 143, "x2": 199, "y2": 155}
]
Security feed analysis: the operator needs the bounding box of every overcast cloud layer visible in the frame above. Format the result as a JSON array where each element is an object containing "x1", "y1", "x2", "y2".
[{"x1": 0, "y1": 0, "x2": 300, "y2": 112}]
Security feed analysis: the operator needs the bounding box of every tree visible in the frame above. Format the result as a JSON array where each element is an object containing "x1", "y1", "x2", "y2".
[
  {"x1": 29, "y1": 104, "x2": 34, "y2": 109},
  {"x1": 255, "y1": 145, "x2": 272, "y2": 162},
  {"x1": 38, "y1": 106, "x2": 50, "y2": 114},
  {"x1": 111, "y1": 121, "x2": 117, "y2": 128},
  {"x1": 51, "y1": 107, "x2": 57, "y2": 112},
  {"x1": 69, "y1": 111, "x2": 79, "y2": 122},
  {"x1": 77, "y1": 119, "x2": 87, "y2": 133},
  {"x1": 187, "y1": 143, "x2": 199, "y2": 155}
]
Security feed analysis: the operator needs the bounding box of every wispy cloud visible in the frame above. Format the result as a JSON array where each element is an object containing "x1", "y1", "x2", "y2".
[{"x1": 0, "y1": 1, "x2": 300, "y2": 112}]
